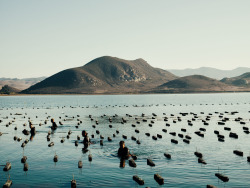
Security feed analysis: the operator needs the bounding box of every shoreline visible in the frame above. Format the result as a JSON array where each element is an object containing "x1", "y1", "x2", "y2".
[{"x1": 1, "y1": 90, "x2": 250, "y2": 96}]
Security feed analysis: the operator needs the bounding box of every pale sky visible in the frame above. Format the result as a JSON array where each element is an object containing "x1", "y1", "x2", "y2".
[{"x1": 0, "y1": 0, "x2": 250, "y2": 78}]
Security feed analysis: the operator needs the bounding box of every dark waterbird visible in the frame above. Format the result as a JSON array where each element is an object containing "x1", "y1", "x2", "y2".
[
  {"x1": 233, "y1": 150, "x2": 243, "y2": 157},
  {"x1": 23, "y1": 162, "x2": 29, "y2": 171},
  {"x1": 53, "y1": 154, "x2": 58, "y2": 162},
  {"x1": 21, "y1": 156, "x2": 27, "y2": 163},
  {"x1": 3, "y1": 162, "x2": 11, "y2": 171},
  {"x1": 247, "y1": 156, "x2": 250, "y2": 162},
  {"x1": 171, "y1": 139, "x2": 178, "y2": 144},
  {"x1": 128, "y1": 159, "x2": 136, "y2": 167},
  {"x1": 133, "y1": 175, "x2": 144, "y2": 185},
  {"x1": 194, "y1": 151, "x2": 203, "y2": 158},
  {"x1": 3, "y1": 179, "x2": 12, "y2": 188},
  {"x1": 215, "y1": 173, "x2": 229, "y2": 182},
  {"x1": 147, "y1": 158, "x2": 155, "y2": 167},
  {"x1": 154, "y1": 174, "x2": 164, "y2": 185},
  {"x1": 164, "y1": 153, "x2": 171, "y2": 159}
]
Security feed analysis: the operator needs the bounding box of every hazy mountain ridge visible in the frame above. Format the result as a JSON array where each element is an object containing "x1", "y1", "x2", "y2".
[
  {"x1": 221, "y1": 72, "x2": 250, "y2": 87},
  {"x1": 22, "y1": 56, "x2": 177, "y2": 94},
  {"x1": 168, "y1": 67, "x2": 250, "y2": 80},
  {"x1": 0, "y1": 77, "x2": 46, "y2": 90}
]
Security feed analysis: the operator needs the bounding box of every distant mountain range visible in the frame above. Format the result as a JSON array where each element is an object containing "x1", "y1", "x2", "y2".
[
  {"x1": 1, "y1": 57, "x2": 250, "y2": 95},
  {"x1": 0, "y1": 77, "x2": 46, "y2": 90},
  {"x1": 168, "y1": 67, "x2": 250, "y2": 80}
]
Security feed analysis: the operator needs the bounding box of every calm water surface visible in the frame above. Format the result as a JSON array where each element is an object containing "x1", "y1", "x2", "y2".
[{"x1": 0, "y1": 93, "x2": 250, "y2": 188}]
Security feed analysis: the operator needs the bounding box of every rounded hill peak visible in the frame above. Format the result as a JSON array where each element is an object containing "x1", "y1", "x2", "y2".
[{"x1": 84, "y1": 56, "x2": 147, "y2": 67}]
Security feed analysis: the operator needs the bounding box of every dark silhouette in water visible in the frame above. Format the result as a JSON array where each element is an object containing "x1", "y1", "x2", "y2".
[
  {"x1": 82, "y1": 130, "x2": 90, "y2": 150},
  {"x1": 29, "y1": 121, "x2": 36, "y2": 136},
  {"x1": 51, "y1": 119, "x2": 57, "y2": 130},
  {"x1": 118, "y1": 141, "x2": 130, "y2": 159}
]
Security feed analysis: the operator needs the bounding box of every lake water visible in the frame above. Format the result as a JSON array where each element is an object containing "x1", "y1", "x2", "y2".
[{"x1": 0, "y1": 93, "x2": 250, "y2": 188}]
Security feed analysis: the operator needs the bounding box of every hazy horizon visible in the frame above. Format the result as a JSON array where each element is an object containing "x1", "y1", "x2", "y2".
[
  {"x1": 1, "y1": 0, "x2": 250, "y2": 78},
  {"x1": 1, "y1": 63, "x2": 250, "y2": 80}
]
